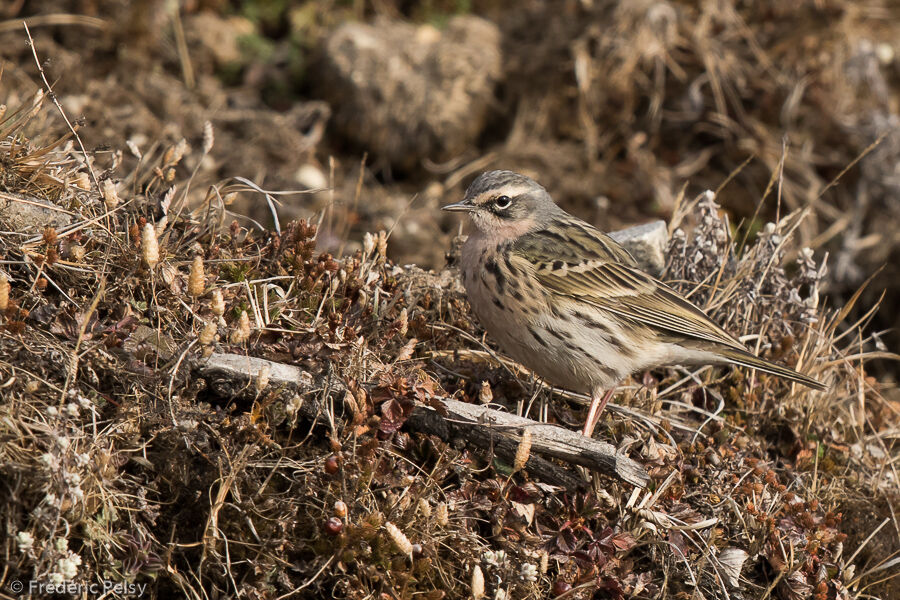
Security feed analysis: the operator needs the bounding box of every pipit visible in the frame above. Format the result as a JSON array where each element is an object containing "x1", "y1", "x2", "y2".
[{"x1": 443, "y1": 170, "x2": 825, "y2": 437}]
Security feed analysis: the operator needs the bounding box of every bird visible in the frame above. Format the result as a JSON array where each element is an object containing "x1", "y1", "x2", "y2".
[{"x1": 443, "y1": 170, "x2": 825, "y2": 438}]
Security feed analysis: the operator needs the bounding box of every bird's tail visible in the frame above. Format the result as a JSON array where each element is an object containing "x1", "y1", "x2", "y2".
[{"x1": 717, "y1": 347, "x2": 826, "y2": 391}]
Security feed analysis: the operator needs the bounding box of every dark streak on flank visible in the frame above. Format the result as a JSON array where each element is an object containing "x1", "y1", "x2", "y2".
[
  {"x1": 548, "y1": 329, "x2": 572, "y2": 342},
  {"x1": 527, "y1": 326, "x2": 548, "y2": 348},
  {"x1": 549, "y1": 305, "x2": 566, "y2": 320},
  {"x1": 609, "y1": 336, "x2": 636, "y2": 359},
  {"x1": 591, "y1": 359, "x2": 618, "y2": 381},
  {"x1": 492, "y1": 297, "x2": 505, "y2": 310},
  {"x1": 485, "y1": 258, "x2": 506, "y2": 294},
  {"x1": 503, "y1": 255, "x2": 520, "y2": 291},
  {"x1": 574, "y1": 310, "x2": 613, "y2": 335}
]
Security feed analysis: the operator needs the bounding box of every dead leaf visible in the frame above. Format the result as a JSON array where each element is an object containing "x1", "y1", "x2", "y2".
[
  {"x1": 718, "y1": 547, "x2": 748, "y2": 588},
  {"x1": 511, "y1": 501, "x2": 535, "y2": 525}
]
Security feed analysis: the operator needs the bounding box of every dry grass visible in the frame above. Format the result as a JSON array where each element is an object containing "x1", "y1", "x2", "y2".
[{"x1": 0, "y1": 62, "x2": 897, "y2": 600}]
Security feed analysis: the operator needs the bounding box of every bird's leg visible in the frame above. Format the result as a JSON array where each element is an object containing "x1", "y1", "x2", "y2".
[{"x1": 582, "y1": 387, "x2": 616, "y2": 437}]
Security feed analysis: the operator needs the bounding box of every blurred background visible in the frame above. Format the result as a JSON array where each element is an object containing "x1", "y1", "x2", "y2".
[{"x1": 0, "y1": 0, "x2": 897, "y2": 375}]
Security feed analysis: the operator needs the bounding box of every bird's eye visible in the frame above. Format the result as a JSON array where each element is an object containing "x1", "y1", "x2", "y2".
[{"x1": 494, "y1": 195, "x2": 512, "y2": 210}]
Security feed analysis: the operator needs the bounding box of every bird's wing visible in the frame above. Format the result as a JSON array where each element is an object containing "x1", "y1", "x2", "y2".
[{"x1": 511, "y1": 222, "x2": 744, "y2": 349}]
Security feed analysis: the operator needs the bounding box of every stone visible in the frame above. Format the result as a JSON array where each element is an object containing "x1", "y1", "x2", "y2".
[
  {"x1": 0, "y1": 192, "x2": 74, "y2": 234},
  {"x1": 316, "y1": 16, "x2": 502, "y2": 170},
  {"x1": 608, "y1": 219, "x2": 668, "y2": 275}
]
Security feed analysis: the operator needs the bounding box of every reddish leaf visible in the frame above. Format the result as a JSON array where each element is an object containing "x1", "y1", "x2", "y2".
[
  {"x1": 667, "y1": 529, "x2": 687, "y2": 555},
  {"x1": 554, "y1": 526, "x2": 578, "y2": 553},
  {"x1": 610, "y1": 532, "x2": 637, "y2": 552},
  {"x1": 379, "y1": 397, "x2": 414, "y2": 434}
]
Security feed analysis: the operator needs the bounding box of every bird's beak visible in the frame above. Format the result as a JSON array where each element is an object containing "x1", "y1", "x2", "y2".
[{"x1": 441, "y1": 200, "x2": 474, "y2": 212}]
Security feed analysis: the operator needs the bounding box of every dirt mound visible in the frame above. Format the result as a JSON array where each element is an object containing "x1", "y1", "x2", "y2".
[{"x1": 316, "y1": 16, "x2": 502, "y2": 171}]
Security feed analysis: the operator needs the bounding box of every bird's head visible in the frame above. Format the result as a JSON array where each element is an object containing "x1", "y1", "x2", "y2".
[{"x1": 442, "y1": 170, "x2": 559, "y2": 238}]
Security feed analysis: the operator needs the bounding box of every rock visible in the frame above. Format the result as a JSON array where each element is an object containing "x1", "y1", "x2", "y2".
[
  {"x1": 608, "y1": 220, "x2": 668, "y2": 275},
  {"x1": 316, "y1": 16, "x2": 502, "y2": 170},
  {"x1": 0, "y1": 192, "x2": 74, "y2": 233}
]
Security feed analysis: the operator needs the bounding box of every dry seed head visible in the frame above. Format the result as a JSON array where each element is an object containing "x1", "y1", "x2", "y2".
[
  {"x1": 73, "y1": 172, "x2": 91, "y2": 191},
  {"x1": 29, "y1": 90, "x2": 43, "y2": 117},
  {"x1": 255, "y1": 365, "x2": 270, "y2": 393},
  {"x1": 70, "y1": 244, "x2": 86, "y2": 262},
  {"x1": 376, "y1": 231, "x2": 388, "y2": 259},
  {"x1": 0, "y1": 272, "x2": 8, "y2": 312},
  {"x1": 384, "y1": 522, "x2": 413, "y2": 556},
  {"x1": 436, "y1": 502, "x2": 449, "y2": 527},
  {"x1": 417, "y1": 498, "x2": 432, "y2": 518},
  {"x1": 478, "y1": 381, "x2": 493, "y2": 405},
  {"x1": 230, "y1": 310, "x2": 251, "y2": 344},
  {"x1": 141, "y1": 223, "x2": 159, "y2": 269},
  {"x1": 471, "y1": 565, "x2": 485, "y2": 599},
  {"x1": 100, "y1": 179, "x2": 119, "y2": 210},
  {"x1": 539, "y1": 550, "x2": 548, "y2": 574},
  {"x1": 199, "y1": 320, "x2": 217, "y2": 346},
  {"x1": 188, "y1": 255, "x2": 205, "y2": 297},
  {"x1": 163, "y1": 138, "x2": 187, "y2": 166},
  {"x1": 363, "y1": 232, "x2": 376, "y2": 256},
  {"x1": 513, "y1": 428, "x2": 532, "y2": 472},
  {"x1": 174, "y1": 138, "x2": 188, "y2": 162},
  {"x1": 210, "y1": 289, "x2": 225, "y2": 316},
  {"x1": 202, "y1": 120, "x2": 214, "y2": 154},
  {"x1": 42, "y1": 227, "x2": 58, "y2": 245},
  {"x1": 126, "y1": 139, "x2": 142, "y2": 159},
  {"x1": 398, "y1": 308, "x2": 408, "y2": 337},
  {"x1": 334, "y1": 500, "x2": 348, "y2": 518}
]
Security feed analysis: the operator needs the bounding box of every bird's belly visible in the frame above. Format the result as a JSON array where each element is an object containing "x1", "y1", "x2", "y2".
[{"x1": 463, "y1": 271, "x2": 633, "y2": 392}]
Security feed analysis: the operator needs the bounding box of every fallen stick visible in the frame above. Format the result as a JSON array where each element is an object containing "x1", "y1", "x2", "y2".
[{"x1": 196, "y1": 353, "x2": 650, "y2": 489}]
